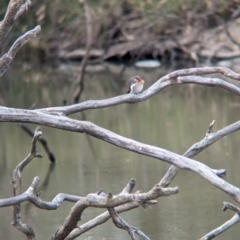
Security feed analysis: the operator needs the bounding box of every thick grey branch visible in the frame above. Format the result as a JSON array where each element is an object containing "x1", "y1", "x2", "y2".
[
  {"x1": 52, "y1": 184, "x2": 178, "y2": 240},
  {"x1": 65, "y1": 201, "x2": 157, "y2": 240},
  {"x1": 159, "y1": 119, "x2": 228, "y2": 187},
  {"x1": 1, "y1": 109, "x2": 240, "y2": 204}
]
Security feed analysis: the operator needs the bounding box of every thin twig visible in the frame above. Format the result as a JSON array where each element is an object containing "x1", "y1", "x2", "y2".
[
  {"x1": 18, "y1": 123, "x2": 56, "y2": 162},
  {"x1": 73, "y1": 0, "x2": 92, "y2": 103},
  {"x1": 222, "y1": 202, "x2": 240, "y2": 214}
]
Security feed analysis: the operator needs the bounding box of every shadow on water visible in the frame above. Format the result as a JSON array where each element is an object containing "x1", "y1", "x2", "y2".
[{"x1": 0, "y1": 62, "x2": 240, "y2": 239}]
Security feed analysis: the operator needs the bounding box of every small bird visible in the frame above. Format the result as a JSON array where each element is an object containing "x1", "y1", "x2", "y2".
[{"x1": 126, "y1": 76, "x2": 145, "y2": 94}]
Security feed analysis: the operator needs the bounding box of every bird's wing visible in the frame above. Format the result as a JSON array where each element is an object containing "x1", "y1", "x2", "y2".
[{"x1": 126, "y1": 87, "x2": 131, "y2": 94}]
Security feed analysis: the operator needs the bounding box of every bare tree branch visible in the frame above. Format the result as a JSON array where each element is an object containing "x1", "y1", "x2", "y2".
[
  {"x1": 199, "y1": 202, "x2": 240, "y2": 240},
  {"x1": 2, "y1": 66, "x2": 240, "y2": 238},
  {"x1": 1, "y1": 107, "x2": 240, "y2": 204},
  {"x1": 41, "y1": 66, "x2": 240, "y2": 116},
  {"x1": 11, "y1": 128, "x2": 42, "y2": 240},
  {"x1": 0, "y1": 176, "x2": 83, "y2": 208},
  {"x1": 65, "y1": 180, "x2": 155, "y2": 240},
  {"x1": 223, "y1": 202, "x2": 240, "y2": 214},
  {"x1": 52, "y1": 183, "x2": 178, "y2": 240},
  {"x1": 108, "y1": 207, "x2": 150, "y2": 240},
  {"x1": 160, "y1": 119, "x2": 227, "y2": 188},
  {"x1": 65, "y1": 200, "x2": 157, "y2": 240},
  {"x1": 0, "y1": 0, "x2": 32, "y2": 43},
  {"x1": 0, "y1": 25, "x2": 41, "y2": 77},
  {"x1": 205, "y1": 120, "x2": 216, "y2": 137},
  {"x1": 199, "y1": 214, "x2": 240, "y2": 240},
  {"x1": 18, "y1": 123, "x2": 56, "y2": 162}
]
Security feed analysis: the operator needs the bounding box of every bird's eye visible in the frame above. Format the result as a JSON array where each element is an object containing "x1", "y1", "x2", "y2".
[{"x1": 132, "y1": 80, "x2": 137, "y2": 84}]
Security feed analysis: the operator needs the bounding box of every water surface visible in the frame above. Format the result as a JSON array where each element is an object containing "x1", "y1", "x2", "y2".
[{"x1": 0, "y1": 62, "x2": 240, "y2": 239}]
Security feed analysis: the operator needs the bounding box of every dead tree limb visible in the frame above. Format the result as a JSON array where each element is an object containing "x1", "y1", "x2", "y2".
[
  {"x1": 0, "y1": 176, "x2": 82, "y2": 208},
  {"x1": 42, "y1": 66, "x2": 240, "y2": 115},
  {"x1": 65, "y1": 201, "x2": 157, "y2": 240},
  {"x1": 0, "y1": 25, "x2": 41, "y2": 77},
  {"x1": 199, "y1": 202, "x2": 240, "y2": 240},
  {"x1": 1, "y1": 105, "x2": 240, "y2": 203},
  {"x1": 108, "y1": 207, "x2": 150, "y2": 240},
  {"x1": 2, "y1": 66, "x2": 240, "y2": 238},
  {"x1": 0, "y1": 0, "x2": 32, "y2": 43},
  {"x1": 159, "y1": 119, "x2": 226, "y2": 188},
  {"x1": 65, "y1": 179, "x2": 156, "y2": 240},
  {"x1": 52, "y1": 182, "x2": 178, "y2": 240},
  {"x1": 18, "y1": 123, "x2": 56, "y2": 162},
  {"x1": 12, "y1": 128, "x2": 42, "y2": 240}
]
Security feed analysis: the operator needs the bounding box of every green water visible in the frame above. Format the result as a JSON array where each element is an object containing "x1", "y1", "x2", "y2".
[{"x1": 0, "y1": 62, "x2": 240, "y2": 239}]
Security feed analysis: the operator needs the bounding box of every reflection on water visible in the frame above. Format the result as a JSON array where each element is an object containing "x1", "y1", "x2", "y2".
[{"x1": 0, "y1": 62, "x2": 240, "y2": 239}]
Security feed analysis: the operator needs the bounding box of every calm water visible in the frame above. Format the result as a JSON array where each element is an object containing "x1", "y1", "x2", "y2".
[{"x1": 0, "y1": 62, "x2": 240, "y2": 239}]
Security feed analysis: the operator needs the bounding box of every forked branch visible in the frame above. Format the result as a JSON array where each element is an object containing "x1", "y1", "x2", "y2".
[
  {"x1": 12, "y1": 128, "x2": 42, "y2": 240},
  {"x1": 52, "y1": 181, "x2": 178, "y2": 240}
]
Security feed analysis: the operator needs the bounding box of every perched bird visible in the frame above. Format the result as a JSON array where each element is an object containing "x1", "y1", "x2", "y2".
[{"x1": 126, "y1": 76, "x2": 145, "y2": 94}]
